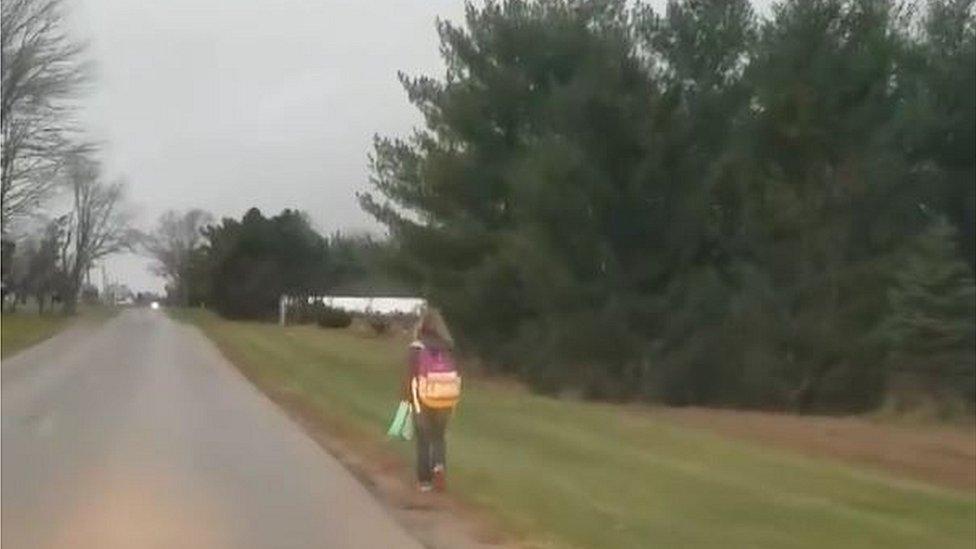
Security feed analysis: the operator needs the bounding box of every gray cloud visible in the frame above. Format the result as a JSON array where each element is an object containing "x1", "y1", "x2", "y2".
[{"x1": 70, "y1": 0, "x2": 464, "y2": 291}]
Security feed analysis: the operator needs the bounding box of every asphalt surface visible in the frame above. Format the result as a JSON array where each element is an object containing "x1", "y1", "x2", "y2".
[{"x1": 2, "y1": 309, "x2": 423, "y2": 549}]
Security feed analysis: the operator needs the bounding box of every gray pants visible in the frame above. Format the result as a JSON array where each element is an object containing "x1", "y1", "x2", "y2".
[{"x1": 414, "y1": 408, "x2": 450, "y2": 483}]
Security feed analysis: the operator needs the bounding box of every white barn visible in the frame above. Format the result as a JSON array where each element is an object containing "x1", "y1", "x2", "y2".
[{"x1": 280, "y1": 295, "x2": 426, "y2": 325}]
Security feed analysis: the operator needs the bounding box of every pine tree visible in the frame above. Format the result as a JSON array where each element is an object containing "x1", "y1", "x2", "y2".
[{"x1": 885, "y1": 217, "x2": 976, "y2": 413}]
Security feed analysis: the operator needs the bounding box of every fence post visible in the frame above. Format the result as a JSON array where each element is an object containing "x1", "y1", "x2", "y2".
[{"x1": 279, "y1": 295, "x2": 288, "y2": 326}]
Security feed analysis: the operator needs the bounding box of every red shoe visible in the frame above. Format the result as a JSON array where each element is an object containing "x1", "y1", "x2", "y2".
[{"x1": 432, "y1": 465, "x2": 446, "y2": 492}]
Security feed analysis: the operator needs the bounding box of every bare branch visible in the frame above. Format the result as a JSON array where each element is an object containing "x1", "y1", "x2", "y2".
[
  {"x1": 1, "y1": 0, "x2": 91, "y2": 234},
  {"x1": 57, "y1": 154, "x2": 132, "y2": 311},
  {"x1": 141, "y1": 208, "x2": 214, "y2": 305}
]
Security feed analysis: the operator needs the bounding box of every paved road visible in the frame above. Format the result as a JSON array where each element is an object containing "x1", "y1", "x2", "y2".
[{"x1": 2, "y1": 309, "x2": 423, "y2": 549}]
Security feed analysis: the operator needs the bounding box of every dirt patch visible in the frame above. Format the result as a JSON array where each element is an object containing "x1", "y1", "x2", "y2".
[{"x1": 652, "y1": 406, "x2": 976, "y2": 492}]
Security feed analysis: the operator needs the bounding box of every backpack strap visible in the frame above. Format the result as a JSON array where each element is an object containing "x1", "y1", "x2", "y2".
[
  {"x1": 409, "y1": 340, "x2": 424, "y2": 413},
  {"x1": 410, "y1": 377, "x2": 421, "y2": 413}
]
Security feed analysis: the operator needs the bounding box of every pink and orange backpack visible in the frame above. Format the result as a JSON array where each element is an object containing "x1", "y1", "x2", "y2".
[{"x1": 413, "y1": 344, "x2": 461, "y2": 410}]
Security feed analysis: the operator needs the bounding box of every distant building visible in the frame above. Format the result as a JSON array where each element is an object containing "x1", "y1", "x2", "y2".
[{"x1": 279, "y1": 295, "x2": 426, "y2": 326}]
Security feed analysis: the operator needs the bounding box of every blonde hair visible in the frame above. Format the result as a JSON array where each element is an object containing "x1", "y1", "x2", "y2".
[{"x1": 413, "y1": 306, "x2": 454, "y2": 348}]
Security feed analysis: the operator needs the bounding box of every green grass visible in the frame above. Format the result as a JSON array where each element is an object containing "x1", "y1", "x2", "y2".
[
  {"x1": 175, "y1": 309, "x2": 976, "y2": 549},
  {"x1": 1, "y1": 312, "x2": 70, "y2": 358},
  {"x1": 1, "y1": 305, "x2": 118, "y2": 359}
]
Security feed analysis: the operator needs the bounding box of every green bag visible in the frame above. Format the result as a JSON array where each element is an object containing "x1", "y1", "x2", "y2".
[
  {"x1": 386, "y1": 401, "x2": 413, "y2": 440},
  {"x1": 401, "y1": 409, "x2": 413, "y2": 440}
]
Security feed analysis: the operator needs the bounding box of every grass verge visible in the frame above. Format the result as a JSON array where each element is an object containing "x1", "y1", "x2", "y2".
[
  {"x1": 1, "y1": 305, "x2": 118, "y2": 359},
  {"x1": 174, "y1": 308, "x2": 976, "y2": 549}
]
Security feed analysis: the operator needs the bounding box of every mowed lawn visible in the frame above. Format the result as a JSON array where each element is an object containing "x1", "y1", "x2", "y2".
[
  {"x1": 178, "y1": 309, "x2": 976, "y2": 549},
  {"x1": 1, "y1": 312, "x2": 71, "y2": 358},
  {"x1": 1, "y1": 306, "x2": 118, "y2": 359}
]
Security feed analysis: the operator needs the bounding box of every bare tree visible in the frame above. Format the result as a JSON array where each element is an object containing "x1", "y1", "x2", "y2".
[
  {"x1": 1, "y1": 0, "x2": 91, "y2": 234},
  {"x1": 143, "y1": 209, "x2": 213, "y2": 305},
  {"x1": 59, "y1": 155, "x2": 131, "y2": 313}
]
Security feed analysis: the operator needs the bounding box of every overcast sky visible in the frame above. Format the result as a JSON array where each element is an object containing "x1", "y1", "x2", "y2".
[{"x1": 67, "y1": 0, "x2": 768, "y2": 293}]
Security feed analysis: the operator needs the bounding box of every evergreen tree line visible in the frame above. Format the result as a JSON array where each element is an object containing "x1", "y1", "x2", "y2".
[
  {"x1": 153, "y1": 207, "x2": 410, "y2": 320},
  {"x1": 361, "y1": 0, "x2": 975, "y2": 413}
]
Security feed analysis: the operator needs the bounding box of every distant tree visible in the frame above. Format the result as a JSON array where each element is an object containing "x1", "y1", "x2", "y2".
[
  {"x1": 0, "y1": 217, "x2": 70, "y2": 314},
  {"x1": 143, "y1": 209, "x2": 213, "y2": 306},
  {"x1": 201, "y1": 208, "x2": 330, "y2": 319},
  {"x1": 58, "y1": 155, "x2": 132, "y2": 314},
  {"x1": 183, "y1": 245, "x2": 212, "y2": 307},
  {"x1": 884, "y1": 217, "x2": 976, "y2": 414},
  {"x1": 326, "y1": 232, "x2": 418, "y2": 296},
  {"x1": 1, "y1": 0, "x2": 90, "y2": 234},
  {"x1": 26, "y1": 217, "x2": 67, "y2": 313}
]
